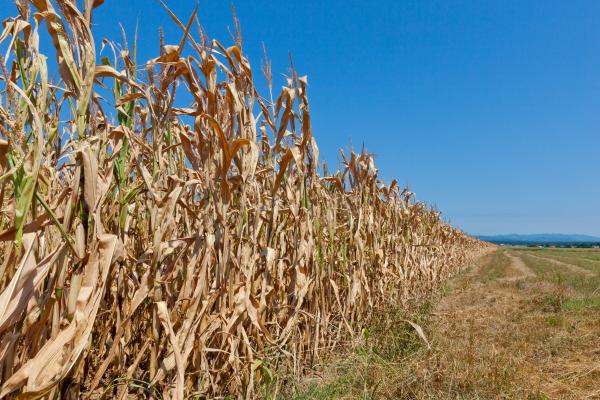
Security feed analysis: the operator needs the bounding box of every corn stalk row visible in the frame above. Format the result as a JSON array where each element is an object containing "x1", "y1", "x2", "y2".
[{"x1": 0, "y1": 1, "x2": 488, "y2": 398}]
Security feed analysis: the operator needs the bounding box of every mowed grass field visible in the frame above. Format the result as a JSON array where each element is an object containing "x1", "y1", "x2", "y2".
[{"x1": 287, "y1": 247, "x2": 600, "y2": 399}]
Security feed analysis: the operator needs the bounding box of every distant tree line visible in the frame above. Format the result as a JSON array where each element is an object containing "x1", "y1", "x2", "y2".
[{"x1": 491, "y1": 241, "x2": 600, "y2": 248}]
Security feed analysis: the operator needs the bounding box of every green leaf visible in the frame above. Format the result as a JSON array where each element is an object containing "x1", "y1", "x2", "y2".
[{"x1": 14, "y1": 173, "x2": 34, "y2": 249}]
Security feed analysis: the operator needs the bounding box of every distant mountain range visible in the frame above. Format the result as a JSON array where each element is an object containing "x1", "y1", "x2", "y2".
[{"x1": 477, "y1": 233, "x2": 600, "y2": 244}]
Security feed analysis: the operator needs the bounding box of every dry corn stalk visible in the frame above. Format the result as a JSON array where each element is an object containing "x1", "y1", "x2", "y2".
[{"x1": 0, "y1": 1, "x2": 489, "y2": 398}]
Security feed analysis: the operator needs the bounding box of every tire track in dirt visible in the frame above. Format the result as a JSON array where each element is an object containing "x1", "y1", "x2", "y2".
[
  {"x1": 525, "y1": 253, "x2": 596, "y2": 277},
  {"x1": 504, "y1": 253, "x2": 536, "y2": 280}
]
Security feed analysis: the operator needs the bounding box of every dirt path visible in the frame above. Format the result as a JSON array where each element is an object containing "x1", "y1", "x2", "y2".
[
  {"x1": 526, "y1": 253, "x2": 596, "y2": 277},
  {"x1": 504, "y1": 252, "x2": 536, "y2": 280}
]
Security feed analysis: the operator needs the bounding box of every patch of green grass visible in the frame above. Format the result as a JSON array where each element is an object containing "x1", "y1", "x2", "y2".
[
  {"x1": 285, "y1": 303, "x2": 433, "y2": 399},
  {"x1": 479, "y1": 250, "x2": 510, "y2": 281},
  {"x1": 515, "y1": 251, "x2": 600, "y2": 295},
  {"x1": 544, "y1": 315, "x2": 564, "y2": 327},
  {"x1": 563, "y1": 297, "x2": 600, "y2": 312},
  {"x1": 439, "y1": 282, "x2": 453, "y2": 296},
  {"x1": 517, "y1": 248, "x2": 600, "y2": 274},
  {"x1": 530, "y1": 290, "x2": 566, "y2": 313},
  {"x1": 289, "y1": 377, "x2": 353, "y2": 400}
]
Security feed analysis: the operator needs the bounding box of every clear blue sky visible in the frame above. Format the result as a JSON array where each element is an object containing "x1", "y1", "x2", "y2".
[{"x1": 46, "y1": 1, "x2": 600, "y2": 235}]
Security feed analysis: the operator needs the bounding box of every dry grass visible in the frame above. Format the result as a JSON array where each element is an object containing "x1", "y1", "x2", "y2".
[
  {"x1": 291, "y1": 249, "x2": 600, "y2": 399},
  {"x1": 0, "y1": 1, "x2": 486, "y2": 398}
]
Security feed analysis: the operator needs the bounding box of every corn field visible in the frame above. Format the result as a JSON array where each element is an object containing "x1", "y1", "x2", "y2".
[{"x1": 0, "y1": 1, "x2": 487, "y2": 398}]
